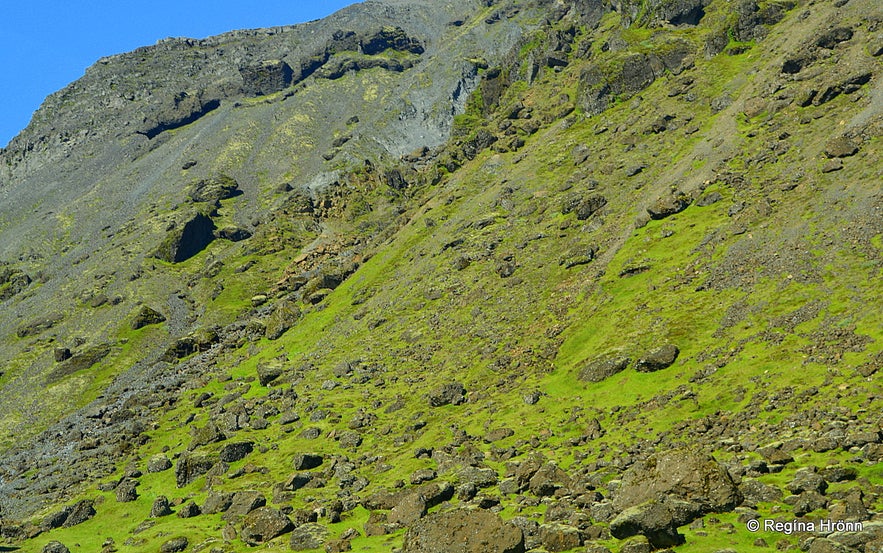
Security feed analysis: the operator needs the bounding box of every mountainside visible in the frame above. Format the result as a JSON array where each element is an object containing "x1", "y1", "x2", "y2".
[{"x1": 0, "y1": 0, "x2": 881, "y2": 552}]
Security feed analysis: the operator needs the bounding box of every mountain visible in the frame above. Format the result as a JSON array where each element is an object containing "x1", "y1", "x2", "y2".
[{"x1": 0, "y1": 0, "x2": 881, "y2": 552}]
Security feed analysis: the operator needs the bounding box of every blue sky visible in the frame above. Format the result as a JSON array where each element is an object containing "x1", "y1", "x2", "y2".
[{"x1": 0, "y1": 1, "x2": 358, "y2": 148}]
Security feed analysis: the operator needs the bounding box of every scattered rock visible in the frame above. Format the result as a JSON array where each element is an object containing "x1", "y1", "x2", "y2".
[
  {"x1": 539, "y1": 523, "x2": 582, "y2": 552},
  {"x1": 222, "y1": 490, "x2": 266, "y2": 523},
  {"x1": 188, "y1": 421, "x2": 226, "y2": 450},
  {"x1": 202, "y1": 491, "x2": 234, "y2": 514},
  {"x1": 290, "y1": 523, "x2": 330, "y2": 551},
  {"x1": 265, "y1": 301, "x2": 301, "y2": 340}
]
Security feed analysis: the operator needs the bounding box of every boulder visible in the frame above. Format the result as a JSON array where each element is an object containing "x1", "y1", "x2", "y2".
[
  {"x1": 151, "y1": 496, "x2": 173, "y2": 517},
  {"x1": 175, "y1": 452, "x2": 218, "y2": 488},
  {"x1": 292, "y1": 453, "x2": 324, "y2": 470},
  {"x1": 131, "y1": 305, "x2": 166, "y2": 330},
  {"x1": 825, "y1": 136, "x2": 859, "y2": 158},
  {"x1": 202, "y1": 491, "x2": 234, "y2": 514},
  {"x1": 222, "y1": 490, "x2": 266, "y2": 523},
  {"x1": 62, "y1": 499, "x2": 95, "y2": 527},
  {"x1": 147, "y1": 454, "x2": 172, "y2": 473},
  {"x1": 42, "y1": 541, "x2": 71, "y2": 553},
  {"x1": 539, "y1": 523, "x2": 582, "y2": 552},
  {"x1": 265, "y1": 301, "x2": 302, "y2": 340},
  {"x1": 428, "y1": 382, "x2": 466, "y2": 406},
  {"x1": 115, "y1": 478, "x2": 138, "y2": 502},
  {"x1": 610, "y1": 501, "x2": 685, "y2": 548},
  {"x1": 403, "y1": 509, "x2": 525, "y2": 553},
  {"x1": 177, "y1": 501, "x2": 201, "y2": 519},
  {"x1": 290, "y1": 523, "x2": 330, "y2": 551},
  {"x1": 578, "y1": 356, "x2": 630, "y2": 382},
  {"x1": 219, "y1": 441, "x2": 254, "y2": 463},
  {"x1": 240, "y1": 506, "x2": 294, "y2": 545},
  {"x1": 159, "y1": 537, "x2": 188, "y2": 553},
  {"x1": 647, "y1": 194, "x2": 691, "y2": 220},
  {"x1": 240, "y1": 59, "x2": 294, "y2": 96},
  {"x1": 257, "y1": 364, "x2": 285, "y2": 386},
  {"x1": 614, "y1": 449, "x2": 742, "y2": 513},
  {"x1": 188, "y1": 174, "x2": 240, "y2": 204},
  {"x1": 634, "y1": 345, "x2": 680, "y2": 373},
  {"x1": 188, "y1": 421, "x2": 225, "y2": 450}
]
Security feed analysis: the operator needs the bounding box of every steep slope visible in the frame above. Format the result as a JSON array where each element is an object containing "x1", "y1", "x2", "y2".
[{"x1": 0, "y1": 0, "x2": 882, "y2": 552}]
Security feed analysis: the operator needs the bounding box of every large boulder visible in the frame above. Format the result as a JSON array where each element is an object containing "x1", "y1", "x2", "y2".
[
  {"x1": 403, "y1": 509, "x2": 525, "y2": 553},
  {"x1": 239, "y1": 506, "x2": 294, "y2": 545},
  {"x1": 614, "y1": 450, "x2": 742, "y2": 513},
  {"x1": 41, "y1": 541, "x2": 71, "y2": 553},
  {"x1": 634, "y1": 345, "x2": 680, "y2": 372}
]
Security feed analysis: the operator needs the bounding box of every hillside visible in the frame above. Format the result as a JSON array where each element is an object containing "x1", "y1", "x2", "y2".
[{"x1": 0, "y1": 0, "x2": 881, "y2": 552}]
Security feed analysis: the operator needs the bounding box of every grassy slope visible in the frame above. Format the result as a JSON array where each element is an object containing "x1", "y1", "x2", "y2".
[{"x1": 10, "y1": 1, "x2": 883, "y2": 552}]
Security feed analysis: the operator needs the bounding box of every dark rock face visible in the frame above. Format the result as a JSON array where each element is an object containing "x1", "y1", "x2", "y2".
[
  {"x1": 634, "y1": 345, "x2": 680, "y2": 373},
  {"x1": 239, "y1": 506, "x2": 294, "y2": 545},
  {"x1": 403, "y1": 509, "x2": 525, "y2": 553},
  {"x1": 154, "y1": 212, "x2": 216, "y2": 263},
  {"x1": 240, "y1": 59, "x2": 294, "y2": 96},
  {"x1": 137, "y1": 92, "x2": 220, "y2": 139},
  {"x1": 578, "y1": 356, "x2": 630, "y2": 382},
  {"x1": 361, "y1": 26, "x2": 424, "y2": 55}
]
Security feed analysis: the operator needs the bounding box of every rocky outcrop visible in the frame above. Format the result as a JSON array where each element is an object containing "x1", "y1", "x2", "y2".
[
  {"x1": 240, "y1": 60, "x2": 294, "y2": 97},
  {"x1": 137, "y1": 92, "x2": 220, "y2": 139}
]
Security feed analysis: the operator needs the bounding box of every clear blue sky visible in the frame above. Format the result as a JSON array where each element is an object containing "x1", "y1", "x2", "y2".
[{"x1": 0, "y1": 1, "x2": 358, "y2": 148}]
